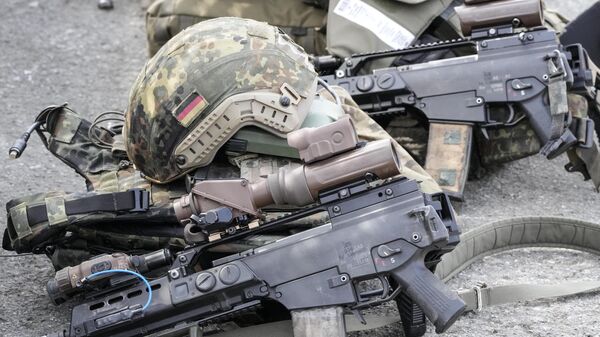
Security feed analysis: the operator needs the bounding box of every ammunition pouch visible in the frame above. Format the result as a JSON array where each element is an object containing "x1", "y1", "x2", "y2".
[{"x1": 41, "y1": 105, "x2": 124, "y2": 189}]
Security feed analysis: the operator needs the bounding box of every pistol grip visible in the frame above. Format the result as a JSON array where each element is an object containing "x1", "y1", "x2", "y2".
[{"x1": 391, "y1": 262, "x2": 465, "y2": 333}]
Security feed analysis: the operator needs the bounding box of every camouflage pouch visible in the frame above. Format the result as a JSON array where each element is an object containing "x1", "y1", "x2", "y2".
[
  {"x1": 3, "y1": 105, "x2": 190, "y2": 268},
  {"x1": 4, "y1": 191, "x2": 68, "y2": 253},
  {"x1": 476, "y1": 93, "x2": 593, "y2": 167},
  {"x1": 146, "y1": 0, "x2": 327, "y2": 57},
  {"x1": 39, "y1": 105, "x2": 124, "y2": 187},
  {"x1": 476, "y1": 119, "x2": 541, "y2": 167}
]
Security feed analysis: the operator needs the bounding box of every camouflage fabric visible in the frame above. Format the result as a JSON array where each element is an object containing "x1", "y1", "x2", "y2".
[
  {"x1": 125, "y1": 17, "x2": 318, "y2": 183},
  {"x1": 385, "y1": 113, "x2": 428, "y2": 164},
  {"x1": 4, "y1": 186, "x2": 187, "y2": 268},
  {"x1": 476, "y1": 94, "x2": 590, "y2": 167},
  {"x1": 45, "y1": 196, "x2": 68, "y2": 227},
  {"x1": 46, "y1": 107, "x2": 123, "y2": 184},
  {"x1": 568, "y1": 93, "x2": 590, "y2": 119},
  {"x1": 3, "y1": 104, "x2": 188, "y2": 266},
  {"x1": 476, "y1": 119, "x2": 541, "y2": 167},
  {"x1": 8, "y1": 202, "x2": 32, "y2": 240},
  {"x1": 146, "y1": 0, "x2": 327, "y2": 57}
]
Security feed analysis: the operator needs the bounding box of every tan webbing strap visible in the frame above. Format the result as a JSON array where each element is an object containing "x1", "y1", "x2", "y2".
[
  {"x1": 438, "y1": 217, "x2": 600, "y2": 312},
  {"x1": 544, "y1": 52, "x2": 570, "y2": 143},
  {"x1": 212, "y1": 281, "x2": 600, "y2": 336},
  {"x1": 435, "y1": 217, "x2": 600, "y2": 282},
  {"x1": 213, "y1": 279, "x2": 600, "y2": 335},
  {"x1": 458, "y1": 281, "x2": 600, "y2": 312}
]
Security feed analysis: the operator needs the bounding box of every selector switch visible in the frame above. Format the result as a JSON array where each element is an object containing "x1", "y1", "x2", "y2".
[
  {"x1": 356, "y1": 76, "x2": 374, "y2": 92},
  {"x1": 195, "y1": 272, "x2": 216, "y2": 292},
  {"x1": 219, "y1": 264, "x2": 241, "y2": 285},
  {"x1": 511, "y1": 78, "x2": 533, "y2": 90},
  {"x1": 377, "y1": 244, "x2": 401, "y2": 258}
]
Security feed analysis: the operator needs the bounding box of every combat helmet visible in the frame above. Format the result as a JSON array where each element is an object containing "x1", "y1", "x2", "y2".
[{"x1": 124, "y1": 17, "x2": 318, "y2": 183}]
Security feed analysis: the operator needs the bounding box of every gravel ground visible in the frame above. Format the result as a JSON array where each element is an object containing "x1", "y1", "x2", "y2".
[{"x1": 0, "y1": 0, "x2": 598, "y2": 336}]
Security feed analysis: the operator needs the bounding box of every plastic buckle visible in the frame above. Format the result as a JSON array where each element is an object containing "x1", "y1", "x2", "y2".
[
  {"x1": 472, "y1": 282, "x2": 487, "y2": 312},
  {"x1": 129, "y1": 188, "x2": 150, "y2": 212}
]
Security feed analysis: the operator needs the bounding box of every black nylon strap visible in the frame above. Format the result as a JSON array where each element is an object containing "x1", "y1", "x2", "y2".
[{"x1": 26, "y1": 189, "x2": 149, "y2": 226}]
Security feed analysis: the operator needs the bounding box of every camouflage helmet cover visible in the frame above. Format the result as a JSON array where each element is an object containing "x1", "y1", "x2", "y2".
[{"x1": 125, "y1": 17, "x2": 318, "y2": 183}]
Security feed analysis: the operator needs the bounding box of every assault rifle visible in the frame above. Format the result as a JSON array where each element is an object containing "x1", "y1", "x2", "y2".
[
  {"x1": 315, "y1": 0, "x2": 600, "y2": 198},
  {"x1": 46, "y1": 117, "x2": 462, "y2": 337}
]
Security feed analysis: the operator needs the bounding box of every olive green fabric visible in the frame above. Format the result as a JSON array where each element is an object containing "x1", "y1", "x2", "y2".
[
  {"x1": 146, "y1": 0, "x2": 327, "y2": 57},
  {"x1": 327, "y1": 0, "x2": 458, "y2": 69}
]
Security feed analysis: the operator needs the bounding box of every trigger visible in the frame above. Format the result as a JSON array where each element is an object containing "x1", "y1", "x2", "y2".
[{"x1": 480, "y1": 127, "x2": 490, "y2": 140}]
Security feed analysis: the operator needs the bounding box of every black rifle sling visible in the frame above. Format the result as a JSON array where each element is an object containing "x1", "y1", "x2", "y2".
[{"x1": 24, "y1": 189, "x2": 149, "y2": 226}]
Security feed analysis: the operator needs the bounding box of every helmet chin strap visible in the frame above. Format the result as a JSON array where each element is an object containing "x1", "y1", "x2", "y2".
[
  {"x1": 317, "y1": 77, "x2": 342, "y2": 106},
  {"x1": 222, "y1": 97, "x2": 347, "y2": 160}
]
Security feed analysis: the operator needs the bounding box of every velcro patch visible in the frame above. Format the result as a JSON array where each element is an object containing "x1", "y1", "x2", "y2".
[
  {"x1": 174, "y1": 92, "x2": 209, "y2": 127},
  {"x1": 45, "y1": 196, "x2": 68, "y2": 227},
  {"x1": 9, "y1": 202, "x2": 32, "y2": 240}
]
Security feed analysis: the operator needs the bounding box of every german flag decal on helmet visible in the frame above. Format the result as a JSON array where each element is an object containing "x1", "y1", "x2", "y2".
[{"x1": 174, "y1": 92, "x2": 209, "y2": 127}]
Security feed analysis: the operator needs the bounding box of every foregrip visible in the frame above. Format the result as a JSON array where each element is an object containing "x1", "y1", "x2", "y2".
[{"x1": 391, "y1": 262, "x2": 465, "y2": 333}]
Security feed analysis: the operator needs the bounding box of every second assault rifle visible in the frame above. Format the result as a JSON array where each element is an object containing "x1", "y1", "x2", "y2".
[
  {"x1": 46, "y1": 117, "x2": 462, "y2": 337},
  {"x1": 316, "y1": 0, "x2": 600, "y2": 198}
]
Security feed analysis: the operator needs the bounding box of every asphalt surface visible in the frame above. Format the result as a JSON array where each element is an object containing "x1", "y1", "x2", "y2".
[{"x1": 0, "y1": 0, "x2": 599, "y2": 336}]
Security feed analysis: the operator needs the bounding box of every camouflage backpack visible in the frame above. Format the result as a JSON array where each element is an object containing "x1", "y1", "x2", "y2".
[{"x1": 146, "y1": 0, "x2": 328, "y2": 57}]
